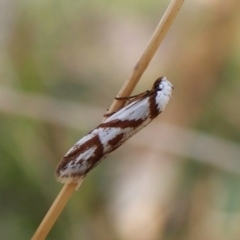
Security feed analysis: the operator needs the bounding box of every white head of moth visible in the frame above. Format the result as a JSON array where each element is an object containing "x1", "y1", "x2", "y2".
[{"x1": 56, "y1": 77, "x2": 173, "y2": 186}]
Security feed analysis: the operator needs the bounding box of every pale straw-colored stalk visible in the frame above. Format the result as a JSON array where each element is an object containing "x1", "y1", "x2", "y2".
[{"x1": 31, "y1": 0, "x2": 184, "y2": 239}]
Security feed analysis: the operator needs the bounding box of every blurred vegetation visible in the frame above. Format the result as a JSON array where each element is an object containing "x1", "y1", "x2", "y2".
[{"x1": 1, "y1": 0, "x2": 240, "y2": 239}]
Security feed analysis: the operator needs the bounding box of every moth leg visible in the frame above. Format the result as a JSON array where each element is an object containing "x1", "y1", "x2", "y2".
[
  {"x1": 115, "y1": 95, "x2": 135, "y2": 101},
  {"x1": 103, "y1": 111, "x2": 116, "y2": 117},
  {"x1": 104, "y1": 90, "x2": 151, "y2": 118},
  {"x1": 115, "y1": 90, "x2": 150, "y2": 101}
]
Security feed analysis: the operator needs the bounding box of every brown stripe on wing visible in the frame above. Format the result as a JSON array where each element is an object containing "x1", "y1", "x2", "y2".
[
  {"x1": 107, "y1": 132, "x2": 126, "y2": 153},
  {"x1": 56, "y1": 133, "x2": 104, "y2": 176},
  {"x1": 148, "y1": 91, "x2": 160, "y2": 119},
  {"x1": 84, "y1": 134, "x2": 105, "y2": 170},
  {"x1": 148, "y1": 77, "x2": 164, "y2": 119},
  {"x1": 100, "y1": 118, "x2": 146, "y2": 129}
]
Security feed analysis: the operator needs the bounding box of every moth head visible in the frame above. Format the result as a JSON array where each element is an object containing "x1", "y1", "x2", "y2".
[
  {"x1": 153, "y1": 76, "x2": 173, "y2": 112},
  {"x1": 153, "y1": 76, "x2": 173, "y2": 92}
]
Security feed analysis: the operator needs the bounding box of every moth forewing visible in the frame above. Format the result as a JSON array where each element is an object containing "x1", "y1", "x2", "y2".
[
  {"x1": 56, "y1": 77, "x2": 173, "y2": 185},
  {"x1": 104, "y1": 96, "x2": 151, "y2": 123}
]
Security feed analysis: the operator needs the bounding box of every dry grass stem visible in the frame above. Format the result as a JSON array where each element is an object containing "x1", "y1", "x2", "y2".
[
  {"x1": 32, "y1": 182, "x2": 80, "y2": 240},
  {"x1": 31, "y1": 0, "x2": 184, "y2": 239}
]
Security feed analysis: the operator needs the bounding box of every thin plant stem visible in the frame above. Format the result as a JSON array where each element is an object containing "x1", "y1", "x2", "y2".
[
  {"x1": 31, "y1": 0, "x2": 184, "y2": 239},
  {"x1": 32, "y1": 182, "x2": 81, "y2": 240}
]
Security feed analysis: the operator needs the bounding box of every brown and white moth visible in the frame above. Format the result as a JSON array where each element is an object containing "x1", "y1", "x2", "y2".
[{"x1": 56, "y1": 77, "x2": 173, "y2": 185}]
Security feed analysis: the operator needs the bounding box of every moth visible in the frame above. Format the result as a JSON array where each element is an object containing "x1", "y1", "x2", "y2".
[{"x1": 56, "y1": 77, "x2": 173, "y2": 185}]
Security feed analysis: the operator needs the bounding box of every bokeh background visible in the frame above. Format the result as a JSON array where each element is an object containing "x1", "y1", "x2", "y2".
[{"x1": 1, "y1": 0, "x2": 240, "y2": 239}]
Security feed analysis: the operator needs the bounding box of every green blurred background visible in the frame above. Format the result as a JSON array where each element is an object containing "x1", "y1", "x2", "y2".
[{"x1": 1, "y1": 0, "x2": 240, "y2": 239}]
